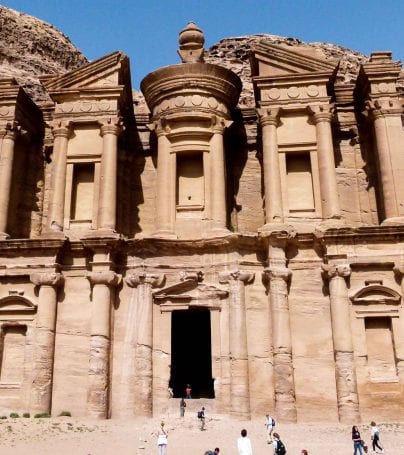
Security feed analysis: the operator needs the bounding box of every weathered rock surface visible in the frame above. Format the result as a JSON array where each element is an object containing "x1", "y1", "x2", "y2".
[{"x1": 0, "y1": 6, "x2": 87, "y2": 101}]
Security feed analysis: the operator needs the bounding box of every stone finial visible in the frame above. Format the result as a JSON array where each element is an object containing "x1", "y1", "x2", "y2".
[{"x1": 178, "y1": 22, "x2": 205, "y2": 63}]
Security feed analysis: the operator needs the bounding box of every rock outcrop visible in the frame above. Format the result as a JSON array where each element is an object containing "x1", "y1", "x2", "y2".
[{"x1": 0, "y1": 6, "x2": 87, "y2": 101}]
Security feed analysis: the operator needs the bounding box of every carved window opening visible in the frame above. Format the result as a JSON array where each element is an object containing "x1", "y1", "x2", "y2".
[
  {"x1": 70, "y1": 163, "x2": 95, "y2": 222},
  {"x1": 365, "y1": 317, "x2": 398, "y2": 383},
  {"x1": 286, "y1": 152, "x2": 315, "y2": 212},
  {"x1": 176, "y1": 153, "x2": 204, "y2": 211},
  {"x1": 0, "y1": 325, "x2": 27, "y2": 385},
  {"x1": 170, "y1": 308, "x2": 214, "y2": 398}
]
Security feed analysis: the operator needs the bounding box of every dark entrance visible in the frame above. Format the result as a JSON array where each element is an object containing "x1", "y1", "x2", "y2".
[{"x1": 170, "y1": 308, "x2": 214, "y2": 398}]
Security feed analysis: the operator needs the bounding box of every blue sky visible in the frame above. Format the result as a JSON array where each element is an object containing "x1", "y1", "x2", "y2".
[{"x1": 2, "y1": 0, "x2": 403, "y2": 89}]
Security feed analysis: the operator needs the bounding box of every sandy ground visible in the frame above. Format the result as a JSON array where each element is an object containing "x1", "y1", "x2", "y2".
[{"x1": 0, "y1": 413, "x2": 402, "y2": 454}]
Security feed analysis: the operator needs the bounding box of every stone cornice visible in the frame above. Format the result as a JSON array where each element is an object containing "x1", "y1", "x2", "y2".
[{"x1": 0, "y1": 238, "x2": 66, "y2": 253}]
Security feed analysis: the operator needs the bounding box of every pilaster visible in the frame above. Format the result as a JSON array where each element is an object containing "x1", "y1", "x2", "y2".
[
  {"x1": 322, "y1": 263, "x2": 360, "y2": 423},
  {"x1": 29, "y1": 272, "x2": 63, "y2": 415},
  {"x1": 219, "y1": 270, "x2": 254, "y2": 419}
]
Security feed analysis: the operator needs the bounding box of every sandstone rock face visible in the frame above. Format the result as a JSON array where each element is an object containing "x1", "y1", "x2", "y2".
[
  {"x1": 0, "y1": 6, "x2": 87, "y2": 101},
  {"x1": 0, "y1": 14, "x2": 403, "y2": 425}
]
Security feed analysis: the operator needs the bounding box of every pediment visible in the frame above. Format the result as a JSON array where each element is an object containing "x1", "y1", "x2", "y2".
[
  {"x1": 0, "y1": 296, "x2": 37, "y2": 313},
  {"x1": 153, "y1": 279, "x2": 228, "y2": 302},
  {"x1": 350, "y1": 285, "x2": 401, "y2": 305},
  {"x1": 251, "y1": 41, "x2": 338, "y2": 78},
  {"x1": 41, "y1": 51, "x2": 130, "y2": 93}
]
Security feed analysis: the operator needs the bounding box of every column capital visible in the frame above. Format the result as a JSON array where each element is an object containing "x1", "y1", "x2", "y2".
[
  {"x1": 219, "y1": 270, "x2": 254, "y2": 284},
  {"x1": 263, "y1": 266, "x2": 291, "y2": 282},
  {"x1": 308, "y1": 104, "x2": 334, "y2": 123},
  {"x1": 125, "y1": 271, "x2": 165, "y2": 288},
  {"x1": 393, "y1": 262, "x2": 404, "y2": 277},
  {"x1": 100, "y1": 118, "x2": 123, "y2": 137},
  {"x1": 210, "y1": 115, "x2": 232, "y2": 134},
  {"x1": 148, "y1": 118, "x2": 171, "y2": 137},
  {"x1": 50, "y1": 120, "x2": 72, "y2": 139},
  {"x1": 0, "y1": 122, "x2": 19, "y2": 140},
  {"x1": 322, "y1": 263, "x2": 351, "y2": 280},
  {"x1": 257, "y1": 107, "x2": 281, "y2": 127},
  {"x1": 87, "y1": 271, "x2": 121, "y2": 287},
  {"x1": 30, "y1": 272, "x2": 64, "y2": 287},
  {"x1": 179, "y1": 270, "x2": 204, "y2": 282}
]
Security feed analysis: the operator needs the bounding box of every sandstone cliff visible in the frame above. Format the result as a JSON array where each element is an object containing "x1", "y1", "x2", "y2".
[{"x1": 0, "y1": 6, "x2": 87, "y2": 101}]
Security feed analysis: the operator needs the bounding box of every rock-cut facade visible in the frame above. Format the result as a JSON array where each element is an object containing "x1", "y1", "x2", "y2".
[{"x1": 0, "y1": 13, "x2": 403, "y2": 423}]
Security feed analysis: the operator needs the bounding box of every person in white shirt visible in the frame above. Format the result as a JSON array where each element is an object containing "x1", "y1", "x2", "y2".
[
  {"x1": 237, "y1": 428, "x2": 253, "y2": 455},
  {"x1": 265, "y1": 414, "x2": 274, "y2": 443},
  {"x1": 370, "y1": 421, "x2": 384, "y2": 453}
]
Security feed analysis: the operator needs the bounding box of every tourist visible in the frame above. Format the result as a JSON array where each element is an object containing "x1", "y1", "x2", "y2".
[
  {"x1": 265, "y1": 414, "x2": 275, "y2": 443},
  {"x1": 301, "y1": 450, "x2": 308, "y2": 455},
  {"x1": 352, "y1": 426, "x2": 363, "y2": 455},
  {"x1": 237, "y1": 428, "x2": 253, "y2": 455},
  {"x1": 370, "y1": 421, "x2": 384, "y2": 453},
  {"x1": 198, "y1": 406, "x2": 206, "y2": 430},
  {"x1": 205, "y1": 448, "x2": 220, "y2": 455},
  {"x1": 272, "y1": 432, "x2": 287, "y2": 455},
  {"x1": 180, "y1": 397, "x2": 186, "y2": 417},
  {"x1": 185, "y1": 384, "x2": 192, "y2": 399},
  {"x1": 157, "y1": 421, "x2": 168, "y2": 455}
]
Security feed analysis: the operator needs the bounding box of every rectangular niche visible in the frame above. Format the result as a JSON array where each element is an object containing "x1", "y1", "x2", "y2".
[
  {"x1": 176, "y1": 153, "x2": 204, "y2": 210},
  {"x1": 286, "y1": 152, "x2": 315, "y2": 212},
  {"x1": 365, "y1": 317, "x2": 398, "y2": 382},
  {"x1": 0, "y1": 325, "x2": 26, "y2": 384},
  {"x1": 70, "y1": 163, "x2": 95, "y2": 221}
]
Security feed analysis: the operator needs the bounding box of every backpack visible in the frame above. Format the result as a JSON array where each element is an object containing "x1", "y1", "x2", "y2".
[
  {"x1": 272, "y1": 417, "x2": 276, "y2": 427},
  {"x1": 197, "y1": 411, "x2": 203, "y2": 419},
  {"x1": 276, "y1": 439, "x2": 286, "y2": 455}
]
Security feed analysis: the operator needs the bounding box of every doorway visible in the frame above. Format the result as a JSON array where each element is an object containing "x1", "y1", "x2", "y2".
[{"x1": 170, "y1": 308, "x2": 214, "y2": 398}]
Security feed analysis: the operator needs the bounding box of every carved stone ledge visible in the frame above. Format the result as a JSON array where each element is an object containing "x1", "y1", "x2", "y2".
[
  {"x1": 125, "y1": 272, "x2": 165, "y2": 288},
  {"x1": 322, "y1": 263, "x2": 351, "y2": 280},
  {"x1": 30, "y1": 272, "x2": 64, "y2": 288},
  {"x1": 86, "y1": 271, "x2": 121, "y2": 287}
]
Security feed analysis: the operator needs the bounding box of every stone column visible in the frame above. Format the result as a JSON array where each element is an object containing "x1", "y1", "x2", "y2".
[
  {"x1": 0, "y1": 124, "x2": 18, "y2": 237},
  {"x1": 309, "y1": 105, "x2": 340, "y2": 219},
  {"x1": 47, "y1": 122, "x2": 71, "y2": 233},
  {"x1": 210, "y1": 116, "x2": 231, "y2": 232},
  {"x1": 366, "y1": 103, "x2": 399, "y2": 221},
  {"x1": 322, "y1": 263, "x2": 360, "y2": 423},
  {"x1": 86, "y1": 271, "x2": 121, "y2": 418},
  {"x1": 155, "y1": 125, "x2": 175, "y2": 236},
  {"x1": 257, "y1": 108, "x2": 283, "y2": 224},
  {"x1": 264, "y1": 266, "x2": 297, "y2": 422},
  {"x1": 393, "y1": 262, "x2": 404, "y2": 383},
  {"x1": 98, "y1": 120, "x2": 121, "y2": 232},
  {"x1": 125, "y1": 271, "x2": 164, "y2": 416},
  {"x1": 219, "y1": 270, "x2": 254, "y2": 419},
  {"x1": 29, "y1": 272, "x2": 63, "y2": 414}
]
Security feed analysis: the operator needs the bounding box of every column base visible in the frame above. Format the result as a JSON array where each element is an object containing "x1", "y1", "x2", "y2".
[
  {"x1": 40, "y1": 229, "x2": 66, "y2": 239},
  {"x1": 151, "y1": 229, "x2": 177, "y2": 239},
  {"x1": 82, "y1": 229, "x2": 121, "y2": 240},
  {"x1": 382, "y1": 216, "x2": 404, "y2": 226},
  {"x1": 205, "y1": 227, "x2": 232, "y2": 238},
  {"x1": 258, "y1": 222, "x2": 295, "y2": 235}
]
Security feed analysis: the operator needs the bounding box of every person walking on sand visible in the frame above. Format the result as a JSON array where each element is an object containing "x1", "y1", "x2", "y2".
[
  {"x1": 180, "y1": 397, "x2": 186, "y2": 417},
  {"x1": 198, "y1": 406, "x2": 206, "y2": 430},
  {"x1": 352, "y1": 426, "x2": 363, "y2": 455},
  {"x1": 205, "y1": 448, "x2": 220, "y2": 455},
  {"x1": 272, "y1": 432, "x2": 287, "y2": 455},
  {"x1": 237, "y1": 429, "x2": 253, "y2": 455},
  {"x1": 157, "y1": 422, "x2": 168, "y2": 455},
  {"x1": 265, "y1": 414, "x2": 275, "y2": 443},
  {"x1": 301, "y1": 450, "x2": 309, "y2": 455},
  {"x1": 370, "y1": 421, "x2": 384, "y2": 453}
]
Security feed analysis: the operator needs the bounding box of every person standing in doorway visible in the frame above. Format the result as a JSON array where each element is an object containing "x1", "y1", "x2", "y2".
[
  {"x1": 185, "y1": 384, "x2": 192, "y2": 399},
  {"x1": 180, "y1": 397, "x2": 186, "y2": 417},
  {"x1": 157, "y1": 421, "x2": 168, "y2": 455},
  {"x1": 265, "y1": 414, "x2": 275, "y2": 443},
  {"x1": 237, "y1": 429, "x2": 253, "y2": 455},
  {"x1": 370, "y1": 421, "x2": 384, "y2": 453},
  {"x1": 352, "y1": 426, "x2": 363, "y2": 455}
]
